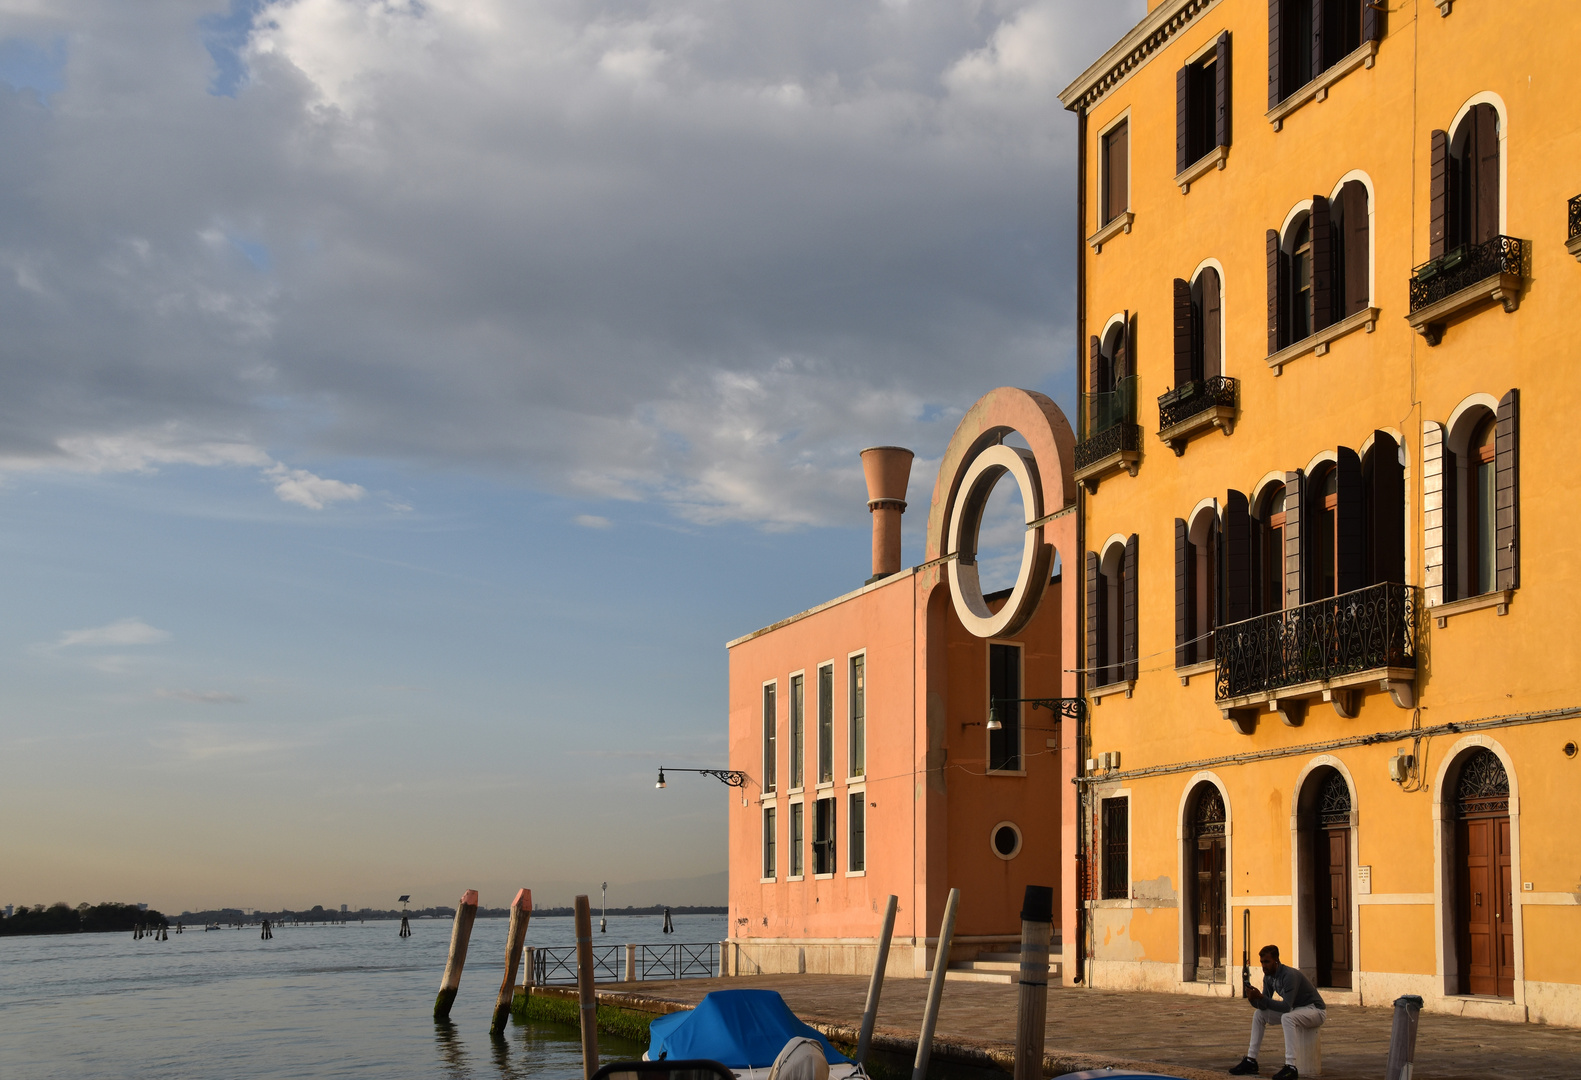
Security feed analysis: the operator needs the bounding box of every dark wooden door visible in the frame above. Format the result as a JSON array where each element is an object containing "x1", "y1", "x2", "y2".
[
  {"x1": 1196, "y1": 837, "x2": 1225, "y2": 981},
  {"x1": 1457, "y1": 814, "x2": 1514, "y2": 997},
  {"x1": 1315, "y1": 827, "x2": 1352, "y2": 988}
]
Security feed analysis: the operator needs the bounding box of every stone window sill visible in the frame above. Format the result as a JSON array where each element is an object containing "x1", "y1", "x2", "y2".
[
  {"x1": 845, "y1": 870, "x2": 866, "y2": 878},
  {"x1": 1267, "y1": 306, "x2": 1378, "y2": 373},
  {"x1": 1175, "y1": 145, "x2": 1228, "y2": 194},
  {"x1": 1091, "y1": 679, "x2": 1135, "y2": 702},
  {"x1": 1176, "y1": 659, "x2": 1215, "y2": 686},
  {"x1": 787, "y1": 875, "x2": 804, "y2": 882},
  {"x1": 1073, "y1": 446, "x2": 1141, "y2": 488},
  {"x1": 1407, "y1": 275, "x2": 1521, "y2": 346},
  {"x1": 987, "y1": 768, "x2": 1028, "y2": 777},
  {"x1": 759, "y1": 877, "x2": 777, "y2": 885},
  {"x1": 814, "y1": 873, "x2": 834, "y2": 881},
  {"x1": 1087, "y1": 210, "x2": 1134, "y2": 253},
  {"x1": 1266, "y1": 41, "x2": 1378, "y2": 130},
  {"x1": 1429, "y1": 589, "x2": 1513, "y2": 627}
]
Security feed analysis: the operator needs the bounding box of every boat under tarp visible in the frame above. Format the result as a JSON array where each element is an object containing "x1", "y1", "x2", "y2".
[{"x1": 646, "y1": 990, "x2": 857, "y2": 1077}]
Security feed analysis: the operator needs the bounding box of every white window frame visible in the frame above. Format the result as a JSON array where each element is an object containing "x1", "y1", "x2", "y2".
[
  {"x1": 761, "y1": 678, "x2": 778, "y2": 795},
  {"x1": 847, "y1": 649, "x2": 867, "y2": 781},
  {"x1": 787, "y1": 669, "x2": 806, "y2": 794},
  {"x1": 845, "y1": 785, "x2": 867, "y2": 877},
  {"x1": 1096, "y1": 107, "x2": 1133, "y2": 229},
  {"x1": 815, "y1": 660, "x2": 836, "y2": 790},
  {"x1": 812, "y1": 794, "x2": 837, "y2": 880},
  {"x1": 760, "y1": 803, "x2": 777, "y2": 883},
  {"x1": 787, "y1": 797, "x2": 805, "y2": 881}
]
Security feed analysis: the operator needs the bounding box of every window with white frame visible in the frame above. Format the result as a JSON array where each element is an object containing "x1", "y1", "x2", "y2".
[
  {"x1": 762, "y1": 806, "x2": 776, "y2": 879},
  {"x1": 762, "y1": 682, "x2": 777, "y2": 794},
  {"x1": 789, "y1": 801, "x2": 804, "y2": 877},
  {"x1": 816, "y1": 663, "x2": 834, "y2": 785},
  {"x1": 847, "y1": 792, "x2": 866, "y2": 873},
  {"x1": 812, "y1": 796, "x2": 836, "y2": 875},
  {"x1": 848, "y1": 654, "x2": 865, "y2": 778},
  {"x1": 789, "y1": 674, "x2": 804, "y2": 790}
]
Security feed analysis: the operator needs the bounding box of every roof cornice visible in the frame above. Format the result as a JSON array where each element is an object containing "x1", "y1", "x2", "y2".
[{"x1": 1057, "y1": 0, "x2": 1223, "y2": 113}]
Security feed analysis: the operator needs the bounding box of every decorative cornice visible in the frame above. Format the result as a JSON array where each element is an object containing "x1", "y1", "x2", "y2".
[{"x1": 1058, "y1": 0, "x2": 1223, "y2": 114}]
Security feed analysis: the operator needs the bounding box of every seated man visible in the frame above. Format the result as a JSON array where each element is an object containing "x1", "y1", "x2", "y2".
[{"x1": 1228, "y1": 945, "x2": 1325, "y2": 1080}]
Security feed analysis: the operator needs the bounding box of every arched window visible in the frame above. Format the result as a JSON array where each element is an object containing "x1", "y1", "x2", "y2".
[
  {"x1": 1268, "y1": 181, "x2": 1370, "y2": 354},
  {"x1": 1332, "y1": 179, "x2": 1371, "y2": 316},
  {"x1": 1175, "y1": 507, "x2": 1219, "y2": 667},
  {"x1": 1171, "y1": 269, "x2": 1223, "y2": 391},
  {"x1": 1434, "y1": 103, "x2": 1500, "y2": 256},
  {"x1": 1362, "y1": 433, "x2": 1405, "y2": 586},
  {"x1": 1287, "y1": 212, "x2": 1314, "y2": 342},
  {"x1": 1087, "y1": 316, "x2": 1134, "y2": 436},
  {"x1": 1087, "y1": 536, "x2": 1137, "y2": 688},
  {"x1": 1444, "y1": 397, "x2": 1519, "y2": 601}
]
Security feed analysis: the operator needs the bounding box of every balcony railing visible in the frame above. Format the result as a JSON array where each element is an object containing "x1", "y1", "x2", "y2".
[
  {"x1": 1570, "y1": 194, "x2": 1581, "y2": 241},
  {"x1": 1158, "y1": 376, "x2": 1238, "y2": 433},
  {"x1": 1075, "y1": 421, "x2": 1142, "y2": 471},
  {"x1": 1214, "y1": 582, "x2": 1418, "y2": 702},
  {"x1": 1409, "y1": 235, "x2": 1524, "y2": 312},
  {"x1": 1075, "y1": 375, "x2": 1141, "y2": 473}
]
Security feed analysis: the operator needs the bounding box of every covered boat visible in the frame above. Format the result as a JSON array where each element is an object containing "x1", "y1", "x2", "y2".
[{"x1": 645, "y1": 990, "x2": 863, "y2": 1080}]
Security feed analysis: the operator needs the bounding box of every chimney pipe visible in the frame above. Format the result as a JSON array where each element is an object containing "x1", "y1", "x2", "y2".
[{"x1": 860, "y1": 446, "x2": 914, "y2": 583}]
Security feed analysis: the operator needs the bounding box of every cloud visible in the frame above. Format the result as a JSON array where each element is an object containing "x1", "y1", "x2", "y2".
[
  {"x1": 0, "y1": 0, "x2": 1146, "y2": 528},
  {"x1": 55, "y1": 618, "x2": 171, "y2": 649},
  {"x1": 573, "y1": 514, "x2": 611, "y2": 529},
  {"x1": 155, "y1": 688, "x2": 245, "y2": 705}
]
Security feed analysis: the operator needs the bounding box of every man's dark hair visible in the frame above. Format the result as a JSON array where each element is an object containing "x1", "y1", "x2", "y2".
[{"x1": 1258, "y1": 945, "x2": 1280, "y2": 960}]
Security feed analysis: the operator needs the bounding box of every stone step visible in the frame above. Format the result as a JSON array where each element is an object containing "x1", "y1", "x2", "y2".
[
  {"x1": 942, "y1": 967, "x2": 1016, "y2": 983},
  {"x1": 932, "y1": 957, "x2": 1063, "y2": 984}
]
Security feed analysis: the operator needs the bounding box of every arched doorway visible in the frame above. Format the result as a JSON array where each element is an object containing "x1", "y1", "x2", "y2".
[
  {"x1": 1448, "y1": 748, "x2": 1514, "y2": 997},
  {"x1": 1296, "y1": 768, "x2": 1353, "y2": 988},
  {"x1": 1186, "y1": 784, "x2": 1227, "y2": 982}
]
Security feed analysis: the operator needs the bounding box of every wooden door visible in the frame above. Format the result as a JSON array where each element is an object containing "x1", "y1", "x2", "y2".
[
  {"x1": 1196, "y1": 837, "x2": 1225, "y2": 981},
  {"x1": 1315, "y1": 827, "x2": 1352, "y2": 988},
  {"x1": 1457, "y1": 814, "x2": 1513, "y2": 997}
]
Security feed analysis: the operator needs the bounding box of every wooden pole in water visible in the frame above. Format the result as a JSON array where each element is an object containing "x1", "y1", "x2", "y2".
[
  {"x1": 491, "y1": 889, "x2": 533, "y2": 1035},
  {"x1": 856, "y1": 894, "x2": 898, "y2": 1066},
  {"x1": 575, "y1": 895, "x2": 600, "y2": 1080},
  {"x1": 433, "y1": 889, "x2": 480, "y2": 1020},
  {"x1": 1012, "y1": 886, "x2": 1054, "y2": 1080},
  {"x1": 911, "y1": 887, "x2": 960, "y2": 1080}
]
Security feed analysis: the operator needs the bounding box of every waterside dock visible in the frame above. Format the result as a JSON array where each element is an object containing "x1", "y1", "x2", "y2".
[{"x1": 523, "y1": 974, "x2": 1581, "y2": 1080}]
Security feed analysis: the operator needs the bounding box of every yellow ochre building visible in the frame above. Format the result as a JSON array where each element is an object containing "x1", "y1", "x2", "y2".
[{"x1": 1057, "y1": 0, "x2": 1580, "y2": 1025}]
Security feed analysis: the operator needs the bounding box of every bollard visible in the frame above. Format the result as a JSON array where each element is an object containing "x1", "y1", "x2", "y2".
[
  {"x1": 525, "y1": 946, "x2": 537, "y2": 989},
  {"x1": 575, "y1": 895, "x2": 600, "y2": 1080},
  {"x1": 433, "y1": 889, "x2": 480, "y2": 1020},
  {"x1": 856, "y1": 895, "x2": 898, "y2": 1067},
  {"x1": 625, "y1": 943, "x2": 636, "y2": 983},
  {"x1": 1385, "y1": 995, "x2": 1424, "y2": 1080},
  {"x1": 912, "y1": 887, "x2": 961, "y2": 1080},
  {"x1": 491, "y1": 889, "x2": 533, "y2": 1035},
  {"x1": 718, "y1": 940, "x2": 727, "y2": 978},
  {"x1": 1013, "y1": 886, "x2": 1054, "y2": 1080}
]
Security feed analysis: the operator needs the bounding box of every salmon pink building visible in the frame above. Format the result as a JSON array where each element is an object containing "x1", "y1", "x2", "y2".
[{"x1": 724, "y1": 388, "x2": 1085, "y2": 980}]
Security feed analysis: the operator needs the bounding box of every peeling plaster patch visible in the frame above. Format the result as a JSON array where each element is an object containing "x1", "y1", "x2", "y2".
[
  {"x1": 1132, "y1": 875, "x2": 1179, "y2": 908},
  {"x1": 1095, "y1": 909, "x2": 1148, "y2": 961}
]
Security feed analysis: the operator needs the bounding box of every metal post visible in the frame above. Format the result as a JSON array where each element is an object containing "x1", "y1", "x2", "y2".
[
  {"x1": 1385, "y1": 994, "x2": 1423, "y2": 1080},
  {"x1": 433, "y1": 889, "x2": 479, "y2": 1020},
  {"x1": 911, "y1": 887, "x2": 961, "y2": 1080},
  {"x1": 575, "y1": 896, "x2": 600, "y2": 1080},
  {"x1": 856, "y1": 895, "x2": 898, "y2": 1066},
  {"x1": 1013, "y1": 886, "x2": 1054, "y2": 1080},
  {"x1": 491, "y1": 889, "x2": 533, "y2": 1035}
]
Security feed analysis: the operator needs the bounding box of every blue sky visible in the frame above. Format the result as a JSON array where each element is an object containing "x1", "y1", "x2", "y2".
[{"x1": 0, "y1": 0, "x2": 1143, "y2": 912}]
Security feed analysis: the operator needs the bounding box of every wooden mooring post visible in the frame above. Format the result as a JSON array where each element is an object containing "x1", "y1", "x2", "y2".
[
  {"x1": 491, "y1": 889, "x2": 533, "y2": 1035},
  {"x1": 912, "y1": 887, "x2": 960, "y2": 1080},
  {"x1": 433, "y1": 889, "x2": 480, "y2": 1020},
  {"x1": 575, "y1": 895, "x2": 600, "y2": 1080},
  {"x1": 1012, "y1": 886, "x2": 1053, "y2": 1080},
  {"x1": 856, "y1": 894, "x2": 898, "y2": 1067}
]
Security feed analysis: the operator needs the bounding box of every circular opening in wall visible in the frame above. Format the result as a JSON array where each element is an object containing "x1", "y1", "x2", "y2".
[
  {"x1": 991, "y1": 821, "x2": 1022, "y2": 860},
  {"x1": 1564, "y1": 741, "x2": 1578, "y2": 759}
]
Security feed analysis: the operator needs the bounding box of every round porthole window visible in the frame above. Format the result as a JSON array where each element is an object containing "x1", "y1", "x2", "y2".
[{"x1": 991, "y1": 821, "x2": 1022, "y2": 860}]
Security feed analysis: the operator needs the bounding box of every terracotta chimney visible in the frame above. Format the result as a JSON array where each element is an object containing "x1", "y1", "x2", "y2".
[{"x1": 860, "y1": 446, "x2": 914, "y2": 583}]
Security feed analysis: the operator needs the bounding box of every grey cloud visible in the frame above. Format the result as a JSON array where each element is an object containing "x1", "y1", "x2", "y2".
[{"x1": 0, "y1": 0, "x2": 1144, "y2": 525}]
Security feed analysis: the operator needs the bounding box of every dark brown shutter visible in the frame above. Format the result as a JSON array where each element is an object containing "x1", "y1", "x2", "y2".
[
  {"x1": 1104, "y1": 122, "x2": 1129, "y2": 225},
  {"x1": 1173, "y1": 279, "x2": 1194, "y2": 389},
  {"x1": 1201, "y1": 268, "x2": 1222, "y2": 380},
  {"x1": 1086, "y1": 551, "x2": 1101, "y2": 683},
  {"x1": 1474, "y1": 104, "x2": 1500, "y2": 245},
  {"x1": 1267, "y1": 229, "x2": 1281, "y2": 353},
  {"x1": 1442, "y1": 444, "x2": 1460, "y2": 601},
  {"x1": 1088, "y1": 335, "x2": 1100, "y2": 432},
  {"x1": 1177, "y1": 65, "x2": 1190, "y2": 176},
  {"x1": 1116, "y1": 310, "x2": 1130, "y2": 381},
  {"x1": 1311, "y1": 0, "x2": 1326, "y2": 77},
  {"x1": 1284, "y1": 470, "x2": 1305, "y2": 609},
  {"x1": 1175, "y1": 519, "x2": 1191, "y2": 667},
  {"x1": 1310, "y1": 194, "x2": 1334, "y2": 332},
  {"x1": 1496, "y1": 389, "x2": 1520, "y2": 590},
  {"x1": 1341, "y1": 180, "x2": 1370, "y2": 316},
  {"x1": 1216, "y1": 32, "x2": 1232, "y2": 147},
  {"x1": 1268, "y1": 0, "x2": 1282, "y2": 109},
  {"x1": 1224, "y1": 490, "x2": 1252, "y2": 624},
  {"x1": 1123, "y1": 534, "x2": 1139, "y2": 682},
  {"x1": 1429, "y1": 129, "x2": 1449, "y2": 258},
  {"x1": 1335, "y1": 446, "x2": 1365, "y2": 595},
  {"x1": 1368, "y1": 431, "x2": 1405, "y2": 585},
  {"x1": 1363, "y1": 0, "x2": 1385, "y2": 42}
]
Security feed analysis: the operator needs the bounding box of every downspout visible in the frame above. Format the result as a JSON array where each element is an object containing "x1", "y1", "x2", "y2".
[{"x1": 1073, "y1": 101, "x2": 1091, "y2": 987}]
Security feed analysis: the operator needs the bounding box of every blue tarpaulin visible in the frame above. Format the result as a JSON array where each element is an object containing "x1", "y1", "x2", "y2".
[{"x1": 647, "y1": 990, "x2": 853, "y2": 1069}]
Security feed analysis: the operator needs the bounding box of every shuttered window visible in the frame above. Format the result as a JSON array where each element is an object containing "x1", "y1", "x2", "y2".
[
  {"x1": 1177, "y1": 33, "x2": 1232, "y2": 174},
  {"x1": 1364, "y1": 432, "x2": 1406, "y2": 587},
  {"x1": 1270, "y1": 0, "x2": 1379, "y2": 106},
  {"x1": 1101, "y1": 797, "x2": 1130, "y2": 901},
  {"x1": 1444, "y1": 393, "x2": 1518, "y2": 601},
  {"x1": 1307, "y1": 449, "x2": 1364, "y2": 600},
  {"x1": 1173, "y1": 270, "x2": 1222, "y2": 388},
  {"x1": 1336, "y1": 180, "x2": 1371, "y2": 316},
  {"x1": 812, "y1": 797, "x2": 836, "y2": 875},
  {"x1": 847, "y1": 793, "x2": 865, "y2": 873},
  {"x1": 1222, "y1": 490, "x2": 1254, "y2": 625},
  {"x1": 1268, "y1": 197, "x2": 1341, "y2": 352},
  {"x1": 1101, "y1": 120, "x2": 1129, "y2": 226},
  {"x1": 1087, "y1": 540, "x2": 1138, "y2": 688},
  {"x1": 1176, "y1": 513, "x2": 1219, "y2": 667}
]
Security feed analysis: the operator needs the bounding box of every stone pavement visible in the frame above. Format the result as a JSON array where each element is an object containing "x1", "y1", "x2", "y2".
[{"x1": 587, "y1": 974, "x2": 1581, "y2": 1080}]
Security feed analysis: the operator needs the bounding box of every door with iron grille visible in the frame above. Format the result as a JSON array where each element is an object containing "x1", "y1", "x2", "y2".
[
  {"x1": 1453, "y1": 748, "x2": 1514, "y2": 998},
  {"x1": 1313, "y1": 771, "x2": 1353, "y2": 988},
  {"x1": 1192, "y1": 787, "x2": 1227, "y2": 982}
]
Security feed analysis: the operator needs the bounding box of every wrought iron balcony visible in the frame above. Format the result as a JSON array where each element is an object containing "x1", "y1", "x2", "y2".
[
  {"x1": 1406, "y1": 235, "x2": 1525, "y2": 345},
  {"x1": 1157, "y1": 376, "x2": 1238, "y2": 455},
  {"x1": 1214, "y1": 583, "x2": 1418, "y2": 724},
  {"x1": 1568, "y1": 195, "x2": 1581, "y2": 261},
  {"x1": 1074, "y1": 376, "x2": 1141, "y2": 486}
]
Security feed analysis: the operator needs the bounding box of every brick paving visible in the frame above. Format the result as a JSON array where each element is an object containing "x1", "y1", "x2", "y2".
[{"x1": 589, "y1": 974, "x2": 1581, "y2": 1080}]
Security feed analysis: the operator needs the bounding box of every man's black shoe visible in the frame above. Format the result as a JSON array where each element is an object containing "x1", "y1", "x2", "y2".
[
  {"x1": 1270, "y1": 1066, "x2": 1298, "y2": 1080},
  {"x1": 1227, "y1": 1058, "x2": 1258, "y2": 1076}
]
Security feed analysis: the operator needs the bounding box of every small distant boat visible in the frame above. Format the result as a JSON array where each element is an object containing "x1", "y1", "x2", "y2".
[{"x1": 645, "y1": 990, "x2": 864, "y2": 1080}]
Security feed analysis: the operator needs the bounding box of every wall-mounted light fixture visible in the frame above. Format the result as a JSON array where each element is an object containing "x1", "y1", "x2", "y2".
[{"x1": 1388, "y1": 750, "x2": 1416, "y2": 784}]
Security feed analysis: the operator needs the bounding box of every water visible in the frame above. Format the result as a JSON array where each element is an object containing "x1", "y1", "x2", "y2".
[{"x1": 0, "y1": 913, "x2": 727, "y2": 1079}]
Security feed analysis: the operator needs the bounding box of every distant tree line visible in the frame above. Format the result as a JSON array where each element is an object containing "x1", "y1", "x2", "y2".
[
  {"x1": 0, "y1": 902, "x2": 168, "y2": 936},
  {"x1": 176, "y1": 903, "x2": 727, "y2": 923}
]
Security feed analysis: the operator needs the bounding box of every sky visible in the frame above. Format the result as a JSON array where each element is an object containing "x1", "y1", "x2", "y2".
[{"x1": 0, "y1": 0, "x2": 1145, "y2": 914}]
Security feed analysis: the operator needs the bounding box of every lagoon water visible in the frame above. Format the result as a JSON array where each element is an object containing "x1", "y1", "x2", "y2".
[{"x1": 0, "y1": 912, "x2": 727, "y2": 1079}]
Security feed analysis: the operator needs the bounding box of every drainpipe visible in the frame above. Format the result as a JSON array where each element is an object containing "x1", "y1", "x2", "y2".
[{"x1": 1073, "y1": 100, "x2": 1091, "y2": 988}]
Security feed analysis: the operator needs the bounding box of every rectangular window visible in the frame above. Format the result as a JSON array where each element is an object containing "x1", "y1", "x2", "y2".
[
  {"x1": 848, "y1": 654, "x2": 865, "y2": 778},
  {"x1": 1101, "y1": 119, "x2": 1129, "y2": 226},
  {"x1": 813, "y1": 796, "x2": 836, "y2": 876},
  {"x1": 762, "y1": 807, "x2": 776, "y2": 879},
  {"x1": 762, "y1": 683, "x2": 777, "y2": 794},
  {"x1": 988, "y1": 642, "x2": 1022, "y2": 771},
  {"x1": 1102, "y1": 797, "x2": 1130, "y2": 900},
  {"x1": 789, "y1": 802, "x2": 804, "y2": 877},
  {"x1": 789, "y1": 674, "x2": 804, "y2": 789},
  {"x1": 817, "y1": 663, "x2": 834, "y2": 784},
  {"x1": 1180, "y1": 52, "x2": 1218, "y2": 169},
  {"x1": 848, "y1": 792, "x2": 866, "y2": 873}
]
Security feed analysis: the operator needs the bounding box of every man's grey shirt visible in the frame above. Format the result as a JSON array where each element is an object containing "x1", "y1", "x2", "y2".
[{"x1": 1257, "y1": 964, "x2": 1326, "y2": 1013}]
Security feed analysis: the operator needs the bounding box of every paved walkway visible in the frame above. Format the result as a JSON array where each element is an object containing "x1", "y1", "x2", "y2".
[{"x1": 584, "y1": 975, "x2": 1581, "y2": 1080}]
